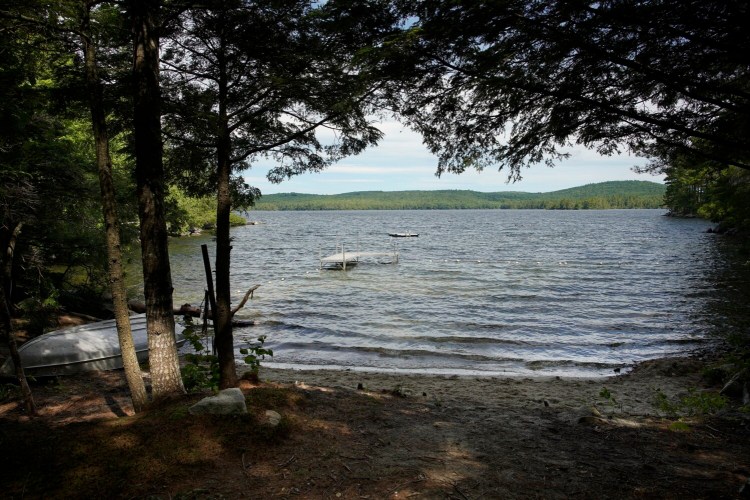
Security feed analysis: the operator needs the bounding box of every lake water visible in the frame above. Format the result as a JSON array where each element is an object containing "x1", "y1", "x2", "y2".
[{"x1": 161, "y1": 209, "x2": 749, "y2": 377}]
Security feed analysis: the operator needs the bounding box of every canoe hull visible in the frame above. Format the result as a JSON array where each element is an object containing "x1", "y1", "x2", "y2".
[{"x1": 0, "y1": 314, "x2": 186, "y2": 377}]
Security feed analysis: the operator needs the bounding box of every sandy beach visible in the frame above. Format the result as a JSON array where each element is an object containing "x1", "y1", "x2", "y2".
[{"x1": 261, "y1": 357, "x2": 706, "y2": 419}]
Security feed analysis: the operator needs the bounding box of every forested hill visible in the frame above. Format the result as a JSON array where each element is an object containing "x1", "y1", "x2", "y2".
[{"x1": 253, "y1": 181, "x2": 665, "y2": 210}]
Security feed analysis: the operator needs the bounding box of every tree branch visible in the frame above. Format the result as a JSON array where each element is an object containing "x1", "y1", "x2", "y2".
[{"x1": 231, "y1": 285, "x2": 260, "y2": 315}]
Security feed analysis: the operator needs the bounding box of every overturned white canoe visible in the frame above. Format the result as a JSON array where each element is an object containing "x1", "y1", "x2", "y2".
[{"x1": 0, "y1": 314, "x2": 186, "y2": 377}]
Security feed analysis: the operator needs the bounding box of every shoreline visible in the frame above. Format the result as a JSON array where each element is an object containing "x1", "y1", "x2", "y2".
[
  {"x1": 259, "y1": 362, "x2": 629, "y2": 379},
  {"x1": 258, "y1": 354, "x2": 712, "y2": 418}
]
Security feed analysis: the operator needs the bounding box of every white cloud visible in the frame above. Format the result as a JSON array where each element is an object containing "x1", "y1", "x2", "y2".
[
  {"x1": 240, "y1": 119, "x2": 661, "y2": 195},
  {"x1": 325, "y1": 164, "x2": 428, "y2": 175}
]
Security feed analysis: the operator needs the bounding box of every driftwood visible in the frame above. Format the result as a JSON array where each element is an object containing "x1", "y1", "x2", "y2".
[
  {"x1": 127, "y1": 284, "x2": 259, "y2": 327},
  {"x1": 127, "y1": 300, "x2": 202, "y2": 317}
]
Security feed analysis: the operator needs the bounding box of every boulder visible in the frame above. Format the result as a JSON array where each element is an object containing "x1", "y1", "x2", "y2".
[{"x1": 189, "y1": 388, "x2": 248, "y2": 415}]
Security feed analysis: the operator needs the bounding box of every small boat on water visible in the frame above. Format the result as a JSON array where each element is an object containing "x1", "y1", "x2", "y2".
[
  {"x1": 0, "y1": 314, "x2": 186, "y2": 378},
  {"x1": 388, "y1": 232, "x2": 419, "y2": 238}
]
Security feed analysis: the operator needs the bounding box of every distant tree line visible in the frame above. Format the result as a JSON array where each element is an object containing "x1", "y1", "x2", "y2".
[{"x1": 255, "y1": 181, "x2": 665, "y2": 211}]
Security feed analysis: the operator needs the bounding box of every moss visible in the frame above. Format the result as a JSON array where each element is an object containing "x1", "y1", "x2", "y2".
[{"x1": 669, "y1": 421, "x2": 691, "y2": 432}]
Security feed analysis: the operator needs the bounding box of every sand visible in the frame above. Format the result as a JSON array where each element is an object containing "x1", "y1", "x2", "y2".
[{"x1": 261, "y1": 356, "x2": 707, "y2": 419}]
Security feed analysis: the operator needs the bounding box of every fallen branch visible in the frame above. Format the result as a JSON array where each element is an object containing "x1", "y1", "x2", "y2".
[
  {"x1": 231, "y1": 285, "x2": 261, "y2": 315},
  {"x1": 127, "y1": 284, "x2": 260, "y2": 322}
]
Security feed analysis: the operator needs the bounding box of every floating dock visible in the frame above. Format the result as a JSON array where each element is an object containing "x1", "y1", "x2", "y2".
[{"x1": 320, "y1": 244, "x2": 399, "y2": 270}]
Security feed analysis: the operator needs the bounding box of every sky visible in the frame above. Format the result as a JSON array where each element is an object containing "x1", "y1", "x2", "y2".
[{"x1": 240, "y1": 120, "x2": 663, "y2": 195}]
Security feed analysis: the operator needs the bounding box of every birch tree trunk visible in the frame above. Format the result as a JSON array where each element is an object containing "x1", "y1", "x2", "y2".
[
  {"x1": 130, "y1": 0, "x2": 184, "y2": 397},
  {"x1": 81, "y1": 1, "x2": 148, "y2": 411}
]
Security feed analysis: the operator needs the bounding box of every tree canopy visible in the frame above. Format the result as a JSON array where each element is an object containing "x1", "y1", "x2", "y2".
[
  {"x1": 391, "y1": 0, "x2": 750, "y2": 180},
  {"x1": 161, "y1": 0, "x2": 394, "y2": 201}
]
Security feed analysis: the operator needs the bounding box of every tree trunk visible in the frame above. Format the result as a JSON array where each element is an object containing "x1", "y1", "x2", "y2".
[
  {"x1": 0, "y1": 223, "x2": 37, "y2": 416},
  {"x1": 215, "y1": 143, "x2": 237, "y2": 388},
  {"x1": 131, "y1": 0, "x2": 184, "y2": 397},
  {"x1": 82, "y1": 2, "x2": 148, "y2": 412},
  {"x1": 214, "y1": 33, "x2": 238, "y2": 389}
]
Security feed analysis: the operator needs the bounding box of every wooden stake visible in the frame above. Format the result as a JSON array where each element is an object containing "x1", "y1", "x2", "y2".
[{"x1": 201, "y1": 244, "x2": 218, "y2": 317}]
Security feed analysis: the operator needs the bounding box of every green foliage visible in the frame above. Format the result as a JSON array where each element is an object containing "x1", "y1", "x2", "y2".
[
  {"x1": 0, "y1": 9, "x2": 139, "y2": 311},
  {"x1": 16, "y1": 287, "x2": 60, "y2": 336},
  {"x1": 598, "y1": 386, "x2": 623, "y2": 413},
  {"x1": 669, "y1": 421, "x2": 691, "y2": 432},
  {"x1": 180, "y1": 327, "x2": 220, "y2": 392},
  {"x1": 599, "y1": 387, "x2": 614, "y2": 401},
  {"x1": 0, "y1": 383, "x2": 20, "y2": 402},
  {"x1": 653, "y1": 389, "x2": 680, "y2": 417},
  {"x1": 661, "y1": 159, "x2": 750, "y2": 234},
  {"x1": 680, "y1": 389, "x2": 728, "y2": 416},
  {"x1": 384, "y1": 0, "x2": 749, "y2": 237},
  {"x1": 239, "y1": 336, "x2": 273, "y2": 376},
  {"x1": 254, "y1": 181, "x2": 665, "y2": 210},
  {"x1": 181, "y1": 356, "x2": 220, "y2": 393},
  {"x1": 165, "y1": 186, "x2": 247, "y2": 235},
  {"x1": 700, "y1": 168, "x2": 750, "y2": 232},
  {"x1": 653, "y1": 388, "x2": 727, "y2": 418}
]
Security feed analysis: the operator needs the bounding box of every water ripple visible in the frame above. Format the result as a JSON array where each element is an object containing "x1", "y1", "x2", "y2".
[{"x1": 165, "y1": 209, "x2": 750, "y2": 377}]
